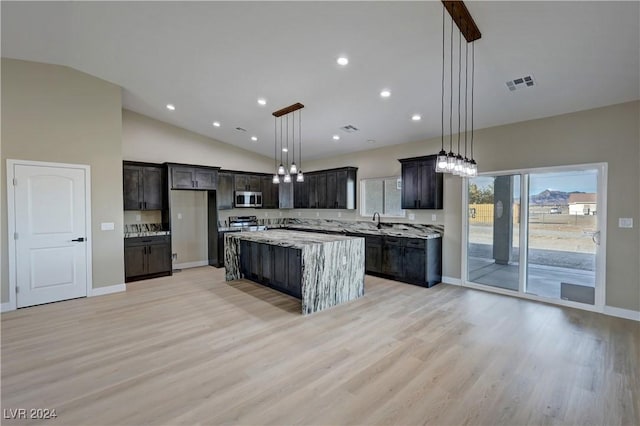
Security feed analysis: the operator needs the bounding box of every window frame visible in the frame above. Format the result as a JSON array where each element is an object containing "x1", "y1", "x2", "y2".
[{"x1": 359, "y1": 176, "x2": 406, "y2": 218}]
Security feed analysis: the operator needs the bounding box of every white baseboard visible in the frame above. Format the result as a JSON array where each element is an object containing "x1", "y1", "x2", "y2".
[
  {"x1": 603, "y1": 305, "x2": 640, "y2": 322},
  {"x1": 174, "y1": 260, "x2": 209, "y2": 270},
  {"x1": 1, "y1": 302, "x2": 16, "y2": 313},
  {"x1": 442, "y1": 276, "x2": 462, "y2": 286},
  {"x1": 89, "y1": 283, "x2": 126, "y2": 297}
]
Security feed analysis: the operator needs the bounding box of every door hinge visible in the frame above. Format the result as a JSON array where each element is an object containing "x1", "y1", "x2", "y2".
[
  {"x1": 12, "y1": 178, "x2": 17, "y2": 186},
  {"x1": 14, "y1": 232, "x2": 18, "y2": 240}
]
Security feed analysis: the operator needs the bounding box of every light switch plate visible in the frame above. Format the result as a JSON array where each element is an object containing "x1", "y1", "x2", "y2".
[
  {"x1": 177, "y1": 213, "x2": 182, "y2": 220},
  {"x1": 100, "y1": 222, "x2": 114, "y2": 231},
  {"x1": 409, "y1": 213, "x2": 415, "y2": 220},
  {"x1": 619, "y1": 218, "x2": 633, "y2": 228}
]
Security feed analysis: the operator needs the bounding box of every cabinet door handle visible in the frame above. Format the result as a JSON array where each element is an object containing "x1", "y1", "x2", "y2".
[
  {"x1": 144, "y1": 202, "x2": 147, "y2": 209},
  {"x1": 144, "y1": 246, "x2": 147, "y2": 254}
]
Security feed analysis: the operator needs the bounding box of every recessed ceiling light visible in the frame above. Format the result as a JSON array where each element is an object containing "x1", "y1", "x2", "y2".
[
  {"x1": 166, "y1": 104, "x2": 176, "y2": 110},
  {"x1": 411, "y1": 114, "x2": 422, "y2": 121},
  {"x1": 380, "y1": 90, "x2": 391, "y2": 98},
  {"x1": 212, "y1": 121, "x2": 221, "y2": 127},
  {"x1": 332, "y1": 135, "x2": 340, "y2": 141},
  {"x1": 251, "y1": 136, "x2": 258, "y2": 142},
  {"x1": 282, "y1": 147, "x2": 288, "y2": 152},
  {"x1": 337, "y1": 57, "x2": 349, "y2": 66},
  {"x1": 257, "y1": 98, "x2": 267, "y2": 106}
]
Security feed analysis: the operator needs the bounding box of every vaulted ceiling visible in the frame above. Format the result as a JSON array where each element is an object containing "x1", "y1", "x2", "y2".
[{"x1": 3, "y1": 1, "x2": 639, "y2": 160}]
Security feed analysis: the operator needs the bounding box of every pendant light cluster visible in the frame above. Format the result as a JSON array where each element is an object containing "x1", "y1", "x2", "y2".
[
  {"x1": 436, "y1": 1, "x2": 480, "y2": 178},
  {"x1": 272, "y1": 102, "x2": 304, "y2": 184}
]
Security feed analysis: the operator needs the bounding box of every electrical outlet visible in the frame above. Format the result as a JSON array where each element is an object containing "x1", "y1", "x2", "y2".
[
  {"x1": 298, "y1": 212, "x2": 301, "y2": 217},
  {"x1": 135, "y1": 214, "x2": 141, "y2": 222},
  {"x1": 264, "y1": 212, "x2": 269, "y2": 217},
  {"x1": 409, "y1": 213, "x2": 415, "y2": 220},
  {"x1": 432, "y1": 214, "x2": 437, "y2": 221},
  {"x1": 177, "y1": 213, "x2": 182, "y2": 220},
  {"x1": 619, "y1": 218, "x2": 633, "y2": 228},
  {"x1": 337, "y1": 212, "x2": 342, "y2": 218},
  {"x1": 279, "y1": 211, "x2": 283, "y2": 217},
  {"x1": 316, "y1": 212, "x2": 320, "y2": 217}
]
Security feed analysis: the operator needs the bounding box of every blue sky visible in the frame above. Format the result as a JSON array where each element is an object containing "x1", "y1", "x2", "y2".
[{"x1": 472, "y1": 170, "x2": 598, "y2": 198}]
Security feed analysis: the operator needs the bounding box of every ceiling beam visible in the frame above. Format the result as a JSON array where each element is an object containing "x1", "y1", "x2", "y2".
[
  {"x1": 442, "y1": 1, "x2": 481, "y2": 42},
  {"x1": 272, "y1": 102, "x2": 305, "y2": 117}
]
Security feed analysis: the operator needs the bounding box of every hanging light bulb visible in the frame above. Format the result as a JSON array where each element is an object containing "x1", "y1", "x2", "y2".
[
  {"x1": 290, "y1": 162, "x2": 297, "y2": 174},
  {"x1": 278, "y1": 164, "x2": 285, "y2": 175},
  {"x1": 283, "y1": 173, "x2": 291, "y2": 183},
  {"x1": 272, "y1": 174, "x2": 280, "y2": 184},
  {"x1": 296, "y1": 170, "x2": 304, "y2": 182}
]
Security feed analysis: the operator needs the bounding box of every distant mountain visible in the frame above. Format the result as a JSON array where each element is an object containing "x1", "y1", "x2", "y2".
[{"x1": 529, "y1": 189, "x2": 584, "y2": 205}]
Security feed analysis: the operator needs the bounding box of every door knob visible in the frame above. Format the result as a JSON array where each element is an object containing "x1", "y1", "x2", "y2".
[{"x1": 71, "y1": 237, "x2": 85, "y2": 242}]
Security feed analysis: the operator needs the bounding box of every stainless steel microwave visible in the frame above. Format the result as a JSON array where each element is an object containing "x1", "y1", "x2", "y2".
[{"x1": 235, "y1": 191, "x2": 262, "y2": 208}]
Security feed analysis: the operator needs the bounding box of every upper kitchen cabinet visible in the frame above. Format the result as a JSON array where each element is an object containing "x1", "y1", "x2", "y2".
[
  {"x1": 325, "y1": 167, "x2": 357, "y2": 209},
  {"x1": 217, "y1": 172, "x2": 234, "y2": 210},
  {"x1": 235, "y1": 174, "x2": 261, "y2": 192},
  {"x1": 167, "y1": 163, "x2": 219, "y2": 190},
  {"x1": 399, "y1": 155, "x2": 443, "y2": 210},
  {"x1": 123, "y1": 162, "x2": 165, "y2": 210},
  {"x1": 260, "y1": 176, "x2": 280, "y2": 209}
]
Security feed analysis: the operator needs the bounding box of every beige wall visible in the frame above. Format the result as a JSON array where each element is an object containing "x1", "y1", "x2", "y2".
[
  {"x1": 122, "y1": 109, "x2": 274, "y2": 172},
  {"x1": 170, "y1": 190, "x2": 208, "y2": 266},
  {"x1": 305, "y1": 101, "x2": 640, "y2": 312},
  {"x1": 1, "y1": 58, "x2": 124, "y2": 302}
]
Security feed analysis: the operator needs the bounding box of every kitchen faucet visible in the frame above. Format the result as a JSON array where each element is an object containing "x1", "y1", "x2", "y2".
[{"x1": 372, "y1": 212, "x2": 381, "y2": 229}]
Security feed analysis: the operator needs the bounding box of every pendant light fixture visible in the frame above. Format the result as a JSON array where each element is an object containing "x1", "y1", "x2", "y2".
[
  {"x1": 296, "y1": 109, "x2": 304, "y2": 182},
  {"x1": 272, "y1": 116, "x2": 280, "y2": 184},
  {"x1": 272, "y1": 102, "x2": 304, "y2": 184},
  {"x1": 437, "y1": 1, "x2": 481, "y2": 177}
]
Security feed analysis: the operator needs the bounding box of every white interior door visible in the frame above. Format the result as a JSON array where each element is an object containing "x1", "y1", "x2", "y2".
[{"x1": 12, "y1": 163, "x2": 89, "y2": 308}]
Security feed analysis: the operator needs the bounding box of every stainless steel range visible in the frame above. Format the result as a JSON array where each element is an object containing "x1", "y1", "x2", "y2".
[
  {"x1": 228, "y1": 215, "x2": 267, "y2": 232},
  {"x1": 217, "y1": 216, "x2": 266, "y2": 268}
]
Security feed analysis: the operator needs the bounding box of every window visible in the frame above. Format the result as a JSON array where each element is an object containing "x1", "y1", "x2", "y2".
[{"x1": 360, "y1": 177, "x2": 405, "y2": 217}]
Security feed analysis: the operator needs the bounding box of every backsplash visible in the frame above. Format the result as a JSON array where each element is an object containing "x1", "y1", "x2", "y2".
[{"x1": 124, "y1": 210, "x2": 162, "y2": 225}]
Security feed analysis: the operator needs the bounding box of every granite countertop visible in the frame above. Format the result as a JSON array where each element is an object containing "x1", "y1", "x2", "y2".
[
  {"x1": 124, "y1": 230, "x2": 171, "y2": 238},
  {"x1": 285, "y1": 219, "x2": 443, "y2": 240},
  {"x1": 225, "y1": 229, "x2": 362, "y2": 249}
]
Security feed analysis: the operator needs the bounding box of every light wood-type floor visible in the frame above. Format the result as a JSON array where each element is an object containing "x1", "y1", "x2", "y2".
[{"x1": 2, "y1": 267, "x2": 639, "y2": 426}]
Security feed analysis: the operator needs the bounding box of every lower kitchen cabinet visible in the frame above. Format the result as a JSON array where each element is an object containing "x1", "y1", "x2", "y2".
[
  {"x1": 349, "y1": 232, "x2": 442, "y2": 287},
  {"x1": 124, "y1": 236, "x2": 172, "y2": 282},
  {"x1": 240, "y1": 241, "x2": 302, "y2": 298}
]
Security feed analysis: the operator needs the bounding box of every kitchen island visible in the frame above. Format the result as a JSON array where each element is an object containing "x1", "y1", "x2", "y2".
[{"x1": 225, "y1": 230, "x2": 365, "y2": 315}]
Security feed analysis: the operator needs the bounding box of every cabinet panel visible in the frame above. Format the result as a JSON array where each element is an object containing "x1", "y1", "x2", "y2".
[
  {"x1": 294, "y1": 179, "x2": 307, "y2": 208},
  {"x1": 365, "y1": 236, "x2": 383, "y2": 274},
  {"x1": 171, "y1": 167, "x2": 196, "y2": 189},
  {"x1": 217, "y1": 173, "x2": 234, "y2": 210},
  {"x1": 272, "y1": 245, "x2": 288, "y2": 290},
  {"x1": 124, "y1": 245, "x2": 147, "y2": 278},
  {"x1": 194, "y1": 169, "x2": 217, "y2": 190},
  {"x1": 326, "y1": 171, "x2": 337, "y2": 209},
  {"x1": 234, "y1": 175, "x2": 248, "y2": 191},
  {"x1": 316, "y1": 173, "x2": 327, "y2": 209},
  {"x1": 147, "y1": 242, "x2": 171, "y2": 275},
  {"x1": 401, "y1": 161, "x2": 420, "y2": 209},
  {"x1": 400, "y1": 156, "x2": 443, "y2": 210},
  {"x1": 142, "y1": 167, "x2": 164, "y2": 210},
  {"x1": 247, "y1": 175, "x2": 261, "y2": 192},
  {"x1": 287, "y1": 249, "x2": 302, "y2": 298},
  {"x1": 382, "y1": 239, "x2": 403, "y2": 276},
  {"x1": 123, "y1": 166, "x2": 142, "y2": 210},
  {"x1": 307, "y1": 175, "x2": 318, "y2": 208},
  {"x1": 259, "y1": 243, "x2": 272, "y2": 284},
  {"x1": 403, "y1": 246, "x2": 426, "y2": 283}
]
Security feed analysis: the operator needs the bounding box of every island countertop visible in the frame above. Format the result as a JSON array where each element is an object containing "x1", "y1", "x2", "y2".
[{"x1": 225, "y1": 230, "x2": 365, "y2": 315}]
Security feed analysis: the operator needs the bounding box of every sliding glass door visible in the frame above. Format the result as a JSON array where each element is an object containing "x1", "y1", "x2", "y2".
[{"x1": 465, "y1": 165, "x2": 605, "y2": 307}]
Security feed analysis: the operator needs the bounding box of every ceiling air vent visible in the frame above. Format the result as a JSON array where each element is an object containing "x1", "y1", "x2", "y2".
[
  {"x1": 235, "y1": 127, "x2": 247, "y2": 132},
  {"x1": 340, "y1": 125, "x2": 359, "y2": 133},
  {"x1": 506, "y1": 75, "x2": 535, "y2": 91}
]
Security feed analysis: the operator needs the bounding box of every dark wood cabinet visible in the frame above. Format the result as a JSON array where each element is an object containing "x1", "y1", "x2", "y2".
[
  {"x1": 235, "y1": 174, "x2": 261, "y2": 192},
  {"x1": 294, "y1": 179, "x2": 307, "y2": 208},
  {"x1": 326, "y1": 171, "x2": 337, "y2": 208},
  {"x1": 346, "y1": 231, "x2": 441, "y2": 287},
  {"x1": 399, "y1": 155, "x2": 443, "y2": 209},
  {"x1": 168, "y1": 164, "x2": 218, "y2": 190},
  {"x1": 123, "y1": 163, "x2": 165, "y2": 210},
  {"x1": 239, "y1": 241, "x2": 302, "y2": 299},
  {"x1": 261, "y1": 176, "x2": 279, "y2": 209},
  {"x1": 382, "y1": 237, "x2": 404, "y2": 276},
  {"x1": 124, "y1": 236, "x2": 171, "y2": 282},
  {"x1": 307, "y1": 174, "x2": 318, "y2": 208},
  {"x1": 217, "y1": 173, "x2": 234, "y2": 210},
  {"x1": 316, "y1": 173, "x2": 327, "y2": 208}
]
